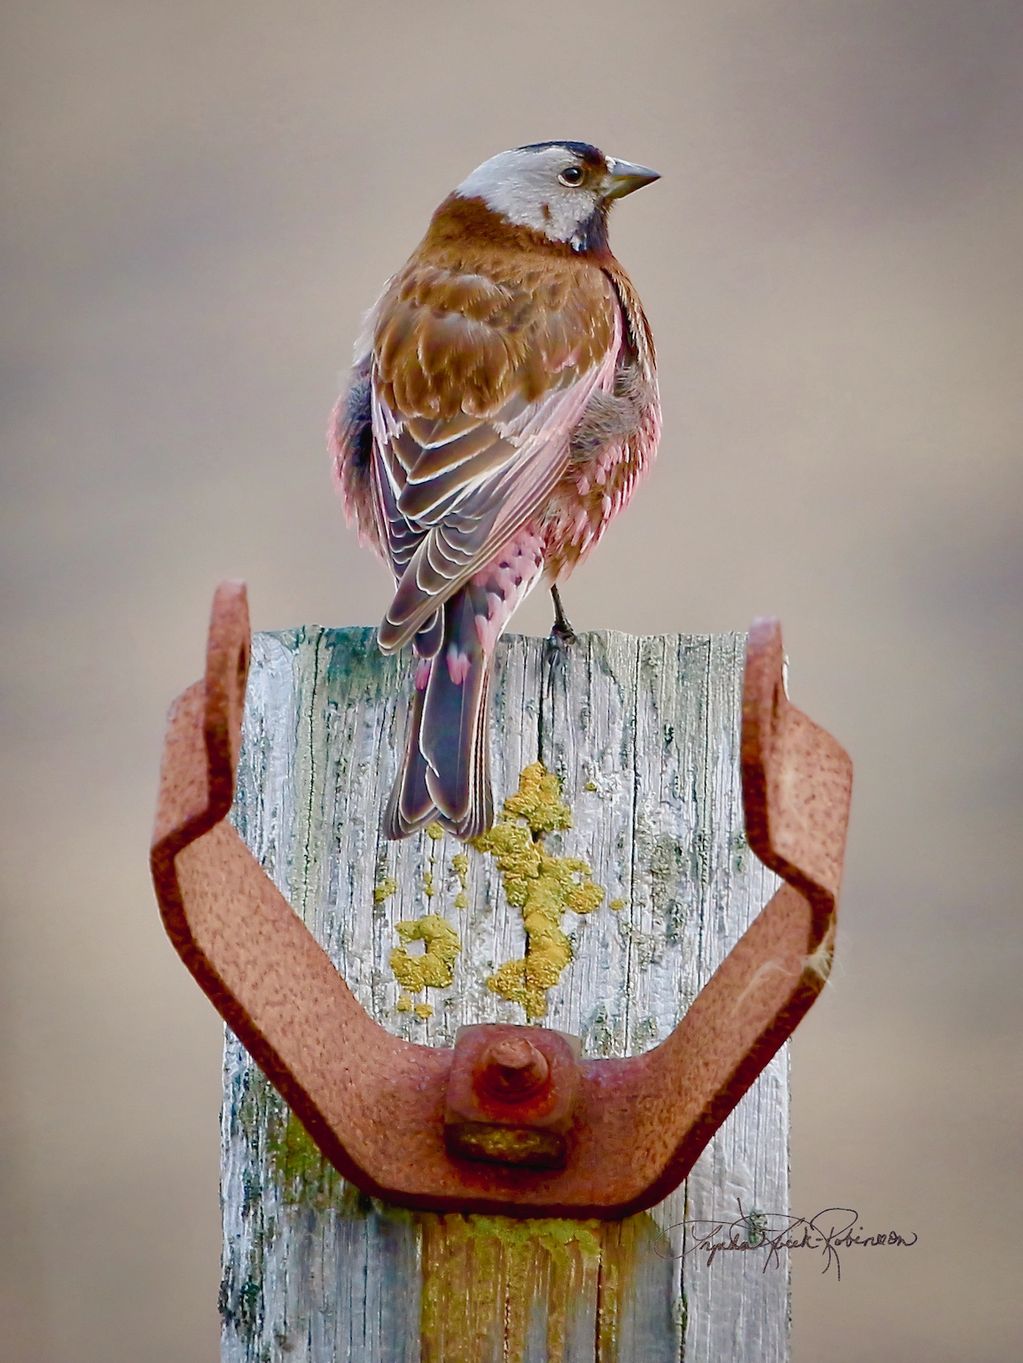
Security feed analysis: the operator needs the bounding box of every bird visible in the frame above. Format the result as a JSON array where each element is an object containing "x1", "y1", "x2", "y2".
[{"x1": 330, "y1": 140, "x2": 661, "y2": 840}]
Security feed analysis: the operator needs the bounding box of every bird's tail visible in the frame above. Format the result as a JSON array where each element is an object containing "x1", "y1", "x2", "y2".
[{"x1": 384, "y1": 583, "x2": 495, "y2": 840}]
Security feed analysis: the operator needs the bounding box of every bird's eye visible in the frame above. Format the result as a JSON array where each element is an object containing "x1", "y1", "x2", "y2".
[{"x1": 558, "y1": 166, "x2": 584, "y2": 186}]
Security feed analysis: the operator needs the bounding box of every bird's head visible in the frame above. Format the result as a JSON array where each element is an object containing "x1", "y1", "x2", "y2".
[{"x1": 453, "y1": 141, "x2": 660, "y2": 254}]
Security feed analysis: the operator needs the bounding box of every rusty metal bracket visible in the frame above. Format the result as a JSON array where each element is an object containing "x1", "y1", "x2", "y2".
[{"x1": 151, "y1": 582, "x2": 852, "y2": 1218}]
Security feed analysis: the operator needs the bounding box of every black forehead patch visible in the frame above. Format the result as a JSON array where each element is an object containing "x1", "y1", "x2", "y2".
[{"x1": 517, "y1": 140, "x2": 606, "y2": 168}]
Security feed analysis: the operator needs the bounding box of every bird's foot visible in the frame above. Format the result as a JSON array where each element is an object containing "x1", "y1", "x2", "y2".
[{"x1": 549, "y1": 585, "x2": 577, "y2": 648}]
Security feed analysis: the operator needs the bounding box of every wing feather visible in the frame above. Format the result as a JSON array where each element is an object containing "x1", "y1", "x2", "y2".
[{"x1": 368, "y1": 250, "x2": 621, "y2": 651}]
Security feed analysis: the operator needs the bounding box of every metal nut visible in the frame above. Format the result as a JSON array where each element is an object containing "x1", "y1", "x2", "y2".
[{"x1": 443, "y1": 1024, "x2": 581, "y2": 1169}]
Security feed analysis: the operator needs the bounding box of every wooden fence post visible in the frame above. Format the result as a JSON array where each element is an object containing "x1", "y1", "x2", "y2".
[{"x1": 219, "y1": 628, "x2": 789, "y2": 1362}]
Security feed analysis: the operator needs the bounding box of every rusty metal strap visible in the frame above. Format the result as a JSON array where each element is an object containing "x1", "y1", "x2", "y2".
[{"x1": 151, "y1": 583, "x2": 851, "y2": 1217}]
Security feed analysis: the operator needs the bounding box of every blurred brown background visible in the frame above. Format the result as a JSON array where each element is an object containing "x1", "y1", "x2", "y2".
[{"x1": 2, "y1": 2, "x2": 1020, "y2": 1359}]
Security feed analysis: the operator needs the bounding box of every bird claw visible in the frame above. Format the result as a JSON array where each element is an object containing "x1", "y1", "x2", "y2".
[{"x1": 549, "y1": 585, "x2": 577, "y2": 649}]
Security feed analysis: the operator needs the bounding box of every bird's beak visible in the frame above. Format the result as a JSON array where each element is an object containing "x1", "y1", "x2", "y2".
[{"x1": 603, "y1": 158, "x2": 661, "y2": 200}]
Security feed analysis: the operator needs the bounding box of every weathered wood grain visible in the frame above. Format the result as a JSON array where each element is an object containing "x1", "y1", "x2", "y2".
[{"x1": 221, "y1": 629, "x2": 788, "y2": 1362}]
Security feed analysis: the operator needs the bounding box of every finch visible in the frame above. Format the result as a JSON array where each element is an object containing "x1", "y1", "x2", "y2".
[{"x1": 330, "y1": 140, "x2": 661, "y2": 839}]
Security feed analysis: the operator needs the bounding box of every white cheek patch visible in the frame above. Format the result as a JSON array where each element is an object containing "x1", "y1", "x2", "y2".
[{"x1": 456, "y1": 148, "x2": 596, "y2": 244}]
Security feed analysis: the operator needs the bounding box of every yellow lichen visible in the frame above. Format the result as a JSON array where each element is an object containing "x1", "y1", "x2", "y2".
[
  {"x1": 373, "y1": 875, "x2": 397, "y2": 904},
  {"x1": 388, "y1": 762, "x2": 609, "y2": 1020},
  {"x1": 418, "y1": 1212, "x2": 654, "y2": 1363},
  {"x1": 474, "y1": 818, "x2": 541, "y2": 905},
  {"x1": 426, "y1": 821, "x2": 444, "y2": 841},
  {"x1": 609, "y1": 897, "x2": 626, "y2": 912},
  {"x1": 466, "y1": 1214, "x2": 602, "y2": 1258},
  {"x1": 395, "y1": 991, "x2": 413, "y2": 1013},
  {"x1": 413, "y1": 1002, "x2": 434, "y2": 1020},
  {"x1": 472, "y1": 762, "x2": 604, "y2": 1020},
  {"x1": 501, "y1": 761, "x2": 573, "y2": 835},
  {"x1": 390, "y1": 914, "x2": 461, "y2": 992}
]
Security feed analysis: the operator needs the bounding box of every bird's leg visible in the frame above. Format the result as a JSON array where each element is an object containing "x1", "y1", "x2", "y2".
[{"x1": 549, "y1": 585, "x2": 577, "y2": 647}]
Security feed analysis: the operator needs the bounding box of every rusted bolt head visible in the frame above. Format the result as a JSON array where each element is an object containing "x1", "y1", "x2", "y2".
[
  {"x1": 479, "y1": 1036, "x2": 550, "y2": 1100},
  {"x1": 444, "y1": 1024, "x2": 582, "y2": 1169}
]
